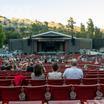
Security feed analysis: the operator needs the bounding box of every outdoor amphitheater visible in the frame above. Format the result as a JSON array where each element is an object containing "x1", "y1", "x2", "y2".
[
  {"x1": 0, "y1": 0, "x2": 104, "y2": 103},
  {"x1": 0, "y1": 24, "x2": 104, "y2": 104},
  {"x1": 0, "y1": 49, "x2": 104, "y2": 104}
]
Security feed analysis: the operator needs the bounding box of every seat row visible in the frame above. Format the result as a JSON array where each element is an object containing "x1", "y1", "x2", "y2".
[
  {"x1": 1, "y1": 74, "x2": 104, "y2": 79},
  {"x1": 0, "y1": 78, "x2": 104, "y2": 86},
  {"x1": 0, "y1": 71, "x2": 31, "y2": 76},
  {"x1": 85, "y1": 74, "x2": 104, "y2": 78},
  {"x1": 0, "y1": 84, "x2": 103, "y2": 103}
]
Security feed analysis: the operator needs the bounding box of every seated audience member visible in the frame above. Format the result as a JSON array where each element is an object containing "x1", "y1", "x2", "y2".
[
  {"x1": 48, "y1": 63, "x2": 62, "y2": 79},
  {"x1": 14, "y1": 74, "x2": 26, "y2": 86},
  {"x1": 26, "y1": 62, "x2": 33, "y2": 72},
  {"x1": 31, "y1": 64, "x2": 45, "y2": 80},
  {"x1": 63, "y1": 58, "x2": 84, "y2": 79},
  {"x1": 99, "y1": 65, "x2": 104, "y2": 71}
]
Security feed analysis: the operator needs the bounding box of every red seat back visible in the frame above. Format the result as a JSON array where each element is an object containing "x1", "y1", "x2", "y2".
[
  {"x1": 0, "y1": 86, "x2": 21, "y2": 101},
  {"x1": 23, "y1": 79, "x2": 46, "y2": 86},
  {"x1": 24, "y1": 86, "x2": 46, "y2": 101},
  {"x1": 47, "y1": 79, "x2": 64, "y2": 85},
  {"x1": 0, "y1": 79, "x2": 12, "y2": 86},
  {"x1": 82, "y1": 78, "x2": 98, "y2": 85},
  {"x1": 65, "y1": 79, "x2": 81, "y2": 85},
  {"x1": 73, "y1": 85, "x2": 97, "y2": 101},
  {"x1": 48, "y1": 85, "x2": 70, "y2": 100}
]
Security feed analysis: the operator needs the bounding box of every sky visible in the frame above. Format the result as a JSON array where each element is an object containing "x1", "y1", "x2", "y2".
[{"x1": 0, "y1": 0, "x2": 104, "y2": 28}]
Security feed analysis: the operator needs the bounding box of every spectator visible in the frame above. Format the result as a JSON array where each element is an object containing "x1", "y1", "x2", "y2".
[
  {"x1": 48, "y1": 63, "x2": 62, "y2": 79},
  {"x1": 27, "y1": 62, "x2": 33, "y2": 72},
  {"x1": 63, "y1": 58, "x2": 83, "y2": 79},
  {"x1": 14, "y1": 74, "x2": 26, "y2": 86},
  {"x1": 31, "y1": 64, "x2": 45, "y2": 80}
]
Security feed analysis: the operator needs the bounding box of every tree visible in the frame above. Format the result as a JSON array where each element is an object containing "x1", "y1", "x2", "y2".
[
  {"x1": 67, "y1": 17, "x2": 76, "y2": 31},
  {"x1": 80, "y1": 23, "x2": 86, "y2": 38},
  {"x1": 43, "y1": 21, "x2": 48, "y2": 31},
  {"x1": 0, "y1": 25, "x2": 5, "y2": 48},
  {"x1": 94, "y1": 26, "x2": 102, "y2": 38},
  {"x1": 66, "y1": 17, "x2": 76, "y2": 37},
  {"x1": 31, "y1": 20, "x2": 46, "y2": 34},
  {"x1": 87, "y1": 18, "x2": 94, "y2": 38},
  {"x1": 80, "y1": 23, "x2": 85, "y2": 32}
]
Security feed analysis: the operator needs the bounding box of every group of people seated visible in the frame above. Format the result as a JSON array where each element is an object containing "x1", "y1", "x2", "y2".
[
  {"x1": 30, "y1": 58, "x2": 84, "y2": 80},
  {"x1": 0, "y1": 53, "x2": 104, "y2": 85},
  {"x1": 13, "y1": 58, "x2": 84, "y2": 86}
]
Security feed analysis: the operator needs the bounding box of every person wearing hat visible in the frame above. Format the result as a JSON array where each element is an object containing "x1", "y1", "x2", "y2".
[{"x1": 63, "y1": 58, "x2": 84, "y2": 79}]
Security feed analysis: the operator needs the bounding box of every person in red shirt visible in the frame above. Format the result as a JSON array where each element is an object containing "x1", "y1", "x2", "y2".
[{"x1": 14, "y1": 74, "x2": 26, "y2": 86}]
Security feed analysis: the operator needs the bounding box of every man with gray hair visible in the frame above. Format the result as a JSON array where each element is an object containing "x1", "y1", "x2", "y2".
[{"x1": 63, "y1": 58, "x2": 84, "y2": 79}]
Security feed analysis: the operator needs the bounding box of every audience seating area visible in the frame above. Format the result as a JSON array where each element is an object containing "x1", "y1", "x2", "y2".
[
  {"x1": 1, "y1": 77, "x2": 104, "y2": 86},
  {"x1": 0, "y1": 84, "x2": 103, "y2": 104},
  {"x1": 0, "y1": 54, "x2": 104, "y2": 104}
]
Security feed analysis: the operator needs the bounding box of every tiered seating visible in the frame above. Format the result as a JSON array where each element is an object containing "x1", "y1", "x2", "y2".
[
  {"x1": 47, "y1": 84, "x2": 98, "y2": 102},
  {"x1": 1, "y1": 77, "x2": 104, "y2": 86},
  {"x1": 0, "y1": 84, "x2": 103, "y2": 104},
  {"x1": 0, "y1": 55, "x2": 104, "y2": 104},
  {"x1": 1, "y1": 73, "x2": 104, "y2": 86},
  {"x1": 0, "y1": 86, "x2": 46, "y2": 103}
]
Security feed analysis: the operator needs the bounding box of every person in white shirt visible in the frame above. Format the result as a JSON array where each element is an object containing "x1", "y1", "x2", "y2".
[
  {"x1": 63, "y1": 58, "x2": 83, "y2": 79},
  {"x1": 48, "y1": 63, "x2": 62, "y2": 79}
]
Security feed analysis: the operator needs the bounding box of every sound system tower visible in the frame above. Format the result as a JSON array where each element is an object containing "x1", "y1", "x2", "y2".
[
  {"x1": 71, "y1": 37, "x2": 75, "y2": 46},
  {"x1": 27, "y1": 38, "x2": 32, "y2": 46}
]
